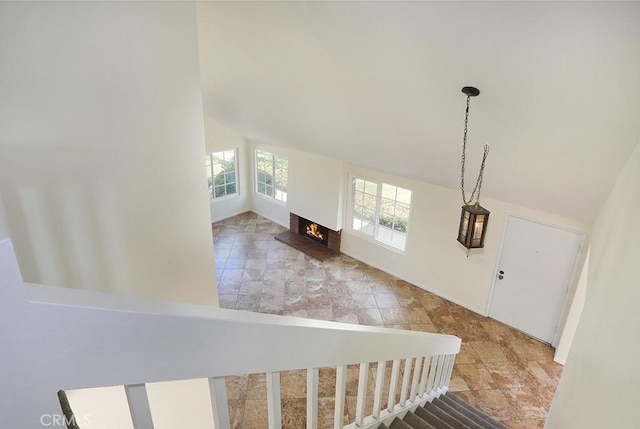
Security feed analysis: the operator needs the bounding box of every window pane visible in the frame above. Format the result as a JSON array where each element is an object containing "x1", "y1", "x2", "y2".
[
  {"x1": 226, "y1": 183, "x2": 236, "y2": 195},
  {"x1": 379, "y1": 197, "x2": 396, "y2": 216},
  {"x1": 354, "y1": 178, "x2": 365, "y2": 192},
  {"x1": 363, "y1": 207, "x2": 376, "y2": 223},
  {"x1": 395, "y1": 202, "x2": 410, "y2": 218},
  {"x1": 393, "y1": 218, "x2": 408, "y2": 233},
  {"x1": 214, "y1": 185, "x2": 226, "y2": 198},
  {"x1": 360, "y1": 208, "x2": 375, "y2": 236},
  {"x1": 223, "y1": 159, "x2": 235, "y2": 173},
  {"x1": 265, "y1": 185, "x2": 274, "y2": 198},
  {"x1": 256, "y1": 149, "x2": 268, "y2": 163},
  {"x1": 274, "y1": 156, "x2": 288, "y2": 189},
  {"x1": 275, "y1": 171, "x2": 286, "y2": 189},
  {"x1": 257, "y1": 182, "x2": 266, "y2": 194},
  {"x1": 381, "y1": 183, "x2": 397, "y2": 200},
  {"x1": 396, "y1": 187, "x2": 412, "y2": 205},
  {"x1": 275, "y1": 189, "x2": 287, "y2": 202},
  {"x1": 363, "y1": 193, "x2": 377, "y2": 210},
  {"x1": 256, "y1": 150, "x2": 272, "y2": 175},
  {"x1": 364, "y1": 181, "x2": 377, "y2": 195},
  {"x1": 352, "y1": 204, "x2": 365, "y2": 232},
  {"x1": 225, "y1": 172, "x2": 236, "y2": 184},
  {"x1": 353, "y1": 190, "x2": 365, "y2": 206},
  {"x1": 378, "y1": 213, "x2": 394, "y2": 229}
]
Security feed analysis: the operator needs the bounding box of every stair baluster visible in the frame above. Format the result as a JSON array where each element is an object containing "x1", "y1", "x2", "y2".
[
  {"x1": 307, "y1": 368, "x2": 320, "y2": 429},
  {"x1": 124, "y1": 384, "x2": 154, "y2": 429},
  {"x1": 209, "y1": 377, "x2": 231, "y2": 429}
]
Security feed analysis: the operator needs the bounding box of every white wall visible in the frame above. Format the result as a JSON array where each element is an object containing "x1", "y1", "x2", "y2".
[
  {"x1": 0, "y1": 2, "x2": 217, "y2": 306},
  {"x1": 545, "y1": 143, "x2": 640, "y2": 428},
  {"x1": 66, "y1": 386, "x2": 133, "y2": 429},
  {"x1": 553, "y1": 250, "x2": 589, "y2": 364},
  {"x1": 146, "y1": 379, "x2": 215, "y2": 429},
  {"x1": 203, "y1": 117, "x2": 252, "y2": 223},
  {"x1": 341, "y1": 162, "x2": 590, "y2": 315},
  {"x1": 288, "y1": 149, "x2": 345, "y2": 231}
]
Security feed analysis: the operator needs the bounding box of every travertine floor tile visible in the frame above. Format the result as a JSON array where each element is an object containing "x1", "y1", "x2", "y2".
[
  {"x1": 474, "y1": 389, "x2": 518, "y2": 421},
  {"x1": 241, "y1": 399, "x2": 269, "y2": 429},
  {"x1": 484, "y1": 362, "x2": 527, "y2": 388},
  {"x1": 502, "y1": 386, "x2": 548, "y2": 419},
  {"x1": 456, "y1": 363, "x2": 499, "y2": 390},
  {"x1": 521, "y1": 419, "x2": 546, "y2": 429}
]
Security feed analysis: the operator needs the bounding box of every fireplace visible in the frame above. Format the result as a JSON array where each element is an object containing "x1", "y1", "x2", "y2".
[
  {"x1": 298, "y1": 216, "x2": 329, "y2": 246},
  {"x1": 288, "y1": 213, "x2": 341, "y2": 252}
]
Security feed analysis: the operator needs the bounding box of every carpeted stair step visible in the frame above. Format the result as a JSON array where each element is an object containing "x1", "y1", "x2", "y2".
[
  {"x1": 412, "y1": 405, "x2": 455, "y2": 429},
  {"x1": 390, "y1": 417, "x2": 415, "y2": 429},
  {"x1": 439, "y1": 394, "x2": 508, "y2": 429},
  {"x1": 419, "y1": 402, "x2": 470, "y2": 429},
  {"x1": 403, "y1": 410, "x2": 437, "y2": 429},
  {"x1": 377, "y1": 392, "x2": 506, "y2": 429},
  {"x1": 418, "y1": 393, "x2": 506, "y2": 429},
  {"x1": 430, "y1": 398, "x2": 486, "y2": 429}
]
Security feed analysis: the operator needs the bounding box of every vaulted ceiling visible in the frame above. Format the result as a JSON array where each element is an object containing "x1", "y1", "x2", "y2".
[{"x1": 196, "y1": 2, "x2": 640, "y2": 223}]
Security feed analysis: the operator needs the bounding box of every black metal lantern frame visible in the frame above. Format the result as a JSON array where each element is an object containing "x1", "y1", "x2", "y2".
[
  {"x1": 457, "y1": 86, "x2": 490, "y2": 250},
  {"x1": 457, "y1": 203, "x2": 490, "y2": 249}
]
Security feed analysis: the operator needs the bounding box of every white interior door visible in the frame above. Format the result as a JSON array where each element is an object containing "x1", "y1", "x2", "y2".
[{"x1": 489, "y1": 216, "x2": 583, "y2": 344}]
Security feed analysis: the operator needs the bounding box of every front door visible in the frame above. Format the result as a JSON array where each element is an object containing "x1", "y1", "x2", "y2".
[{"x1": 489, "y1": 216, "x2": 583, "y2": 344}]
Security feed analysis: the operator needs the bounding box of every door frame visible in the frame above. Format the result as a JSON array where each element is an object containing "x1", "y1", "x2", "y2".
[{"x1": 485, "y1": 214, "x2": 586, "y2": 346}]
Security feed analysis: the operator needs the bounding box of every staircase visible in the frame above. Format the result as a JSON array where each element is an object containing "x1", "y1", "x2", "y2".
[
  {"x1": 380, "y1": 393, "x2": 507, "y2": 429},
  {"x1": 0, "y1": 234, "x2": 509, "y2": 428}
]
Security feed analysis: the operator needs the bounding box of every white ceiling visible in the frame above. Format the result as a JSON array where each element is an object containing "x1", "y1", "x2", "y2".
[{"x1": 196, "y1": 2, "x2": 640, "y2": 223}]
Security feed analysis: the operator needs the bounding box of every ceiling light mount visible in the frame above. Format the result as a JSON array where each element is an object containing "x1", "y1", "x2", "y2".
[{"x1": 462, "y1": 86, "x2": 480, "y2": 97}]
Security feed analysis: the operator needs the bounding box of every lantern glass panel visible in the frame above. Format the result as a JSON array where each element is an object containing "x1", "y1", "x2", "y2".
[{"x1": 461, "y1": 211, "x2": 470, "y2": 237}]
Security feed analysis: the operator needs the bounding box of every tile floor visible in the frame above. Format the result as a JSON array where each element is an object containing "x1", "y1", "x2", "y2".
[{"x1": 213, "y1": 212, "x2": 562, "y2": 429}]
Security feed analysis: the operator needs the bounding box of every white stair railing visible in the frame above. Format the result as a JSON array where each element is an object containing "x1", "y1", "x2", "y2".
[{"x1": 0, "y1": 237, "x2": 461, "y2": 428}]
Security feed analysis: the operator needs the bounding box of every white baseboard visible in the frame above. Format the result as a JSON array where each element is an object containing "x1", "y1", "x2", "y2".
[
  {"x1": 210, "y1": 209, "x2": 251, "y2": 225},
  {"x1": 250, "y1": 210, "x2": 289, "y2": 228},
  {"x1": 339, "y1": 248, "x2": 487, "y2": 317}
]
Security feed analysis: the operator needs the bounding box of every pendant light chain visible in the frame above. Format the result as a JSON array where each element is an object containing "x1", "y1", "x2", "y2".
[{"x1": 460, "y1": 93, "x2": 490, "y2": 206}]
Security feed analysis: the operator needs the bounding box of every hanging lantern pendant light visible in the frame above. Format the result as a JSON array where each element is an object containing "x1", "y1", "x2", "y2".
[{"x1": 457, "y1": 87, "x2": 491, "y2": 250}]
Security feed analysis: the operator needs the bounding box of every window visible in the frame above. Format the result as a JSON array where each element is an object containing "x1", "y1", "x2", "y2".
[
  {"x1": 255, "y1": 149, "x2": 288, "y2": 203},
  {"x1": 351, "y1": 177, "x2": 412, "y2": 250},
  {"x1": 206, "y1": 149, "x2": 238, "y2": 199}
]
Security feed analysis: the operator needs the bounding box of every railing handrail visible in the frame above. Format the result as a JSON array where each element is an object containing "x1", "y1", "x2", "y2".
[{"x1": 25, "y1": 282, "x2": 461, "y2": 382}]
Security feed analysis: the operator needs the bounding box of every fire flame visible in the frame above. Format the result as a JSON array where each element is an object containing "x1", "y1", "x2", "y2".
[{"x1": 306, "y1": 223, "x2": 324, "y2": 240}]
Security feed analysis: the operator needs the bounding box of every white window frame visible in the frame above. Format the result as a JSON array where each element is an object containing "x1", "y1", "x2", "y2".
[
  {"x1": 347, "y1": 175, "x2": 412, "y2": 252},
  {"x1": 206, "y1": 148, "x2": 239, "y2": 200},
  {"x1": 254, "y1": 149, "x2": 288, "y2": 204}
]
